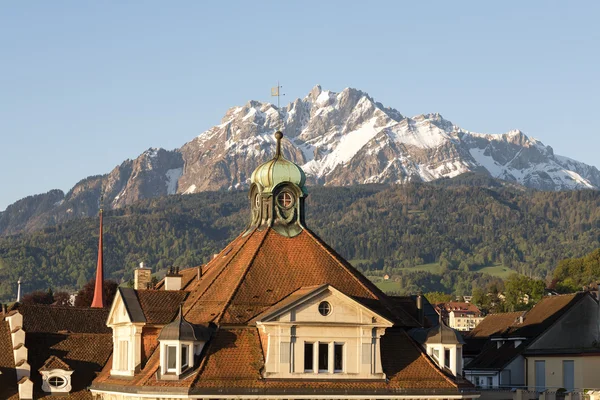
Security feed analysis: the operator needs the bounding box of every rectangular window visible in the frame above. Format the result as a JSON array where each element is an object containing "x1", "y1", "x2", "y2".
[
  {"x1": 167, "y1": 345, "x2": 177, "y2": 371},
  {"x1": 304, "y1": 342, "x2": 314, "y2": 371},
  {"x1": 535, "y1": 360, "x2": 546, "y2": 390},
  {"x1": 444, "y1": 348, "x2": 451, "y2": 368},
  {"x1": 181, "y1": 344, "x2": 189, "y2": 369},
  {"x1": 318, "y1": 343, "x2": 329, "y2": 372},
  {"x1": 563, "y1": 360, "x2": 574, "y2": 391},
  {"x1": 334, "y1": 343, "x2": 344, "y2": 372},
  {"x1": 432, "y1": 348, "x2": 439, "y2": 361}
]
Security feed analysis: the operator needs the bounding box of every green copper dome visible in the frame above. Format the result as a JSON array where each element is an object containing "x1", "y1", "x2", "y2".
[{"x1": 250, "y1": 131, "x2": 306, "y2": 194}]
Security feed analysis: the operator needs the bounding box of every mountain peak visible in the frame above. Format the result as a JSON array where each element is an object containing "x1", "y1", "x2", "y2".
[{"x1": 1, "y1": 85, "x2": 598, "y2": 236}]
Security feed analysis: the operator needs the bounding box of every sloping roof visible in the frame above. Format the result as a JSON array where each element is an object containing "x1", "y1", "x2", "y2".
[
  {"x1": 465, "y1": 340, "x2": 526, "y2": 371},
  {"x1": 93, "y1": 327, "x2": 473, "y2": 395},
  {"x1": 466, "y1": 312, "x2": 523, "y2": 338},
  {"x1": 118, "y1": 287, "x2": 146, "y2": 323},
  {"x1": 158, "y1": 307, "x2": 211, "y2": 341},
  {"x1": 180, "y1": 228, "x2": 418, "y2": 327},
  {"x1": 136, "y1": 290, "x2": 188, "y2": 324},
  {"x1": 27, "y1": 331, "x2": 112, "y2": 398},
  {"x1": 463, "y1": 293, "x2": 590, "y2": 365},
  {"x1": 508, "y1": 293, "x2": 587, "y2": 337},
  {"x1": 466, "y1": 293, "x2": 587, "y2": 340},
  {"x1": 0, "y1": 319, "x2": 18, "y2": 399},
  {"x1": 118, "y1": 288, "x2": 189, "y2": 325},
  {"x1": 39, "y1": 355, "x2": 71, "y2": 371},
  {"x1": 11, "y1": 304, "x2": 110, "y2": 334}
]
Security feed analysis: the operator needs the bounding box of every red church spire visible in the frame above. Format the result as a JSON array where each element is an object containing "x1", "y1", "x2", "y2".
[{"x1": 91, "y1": 206, "x2": 105, "y2": 308}]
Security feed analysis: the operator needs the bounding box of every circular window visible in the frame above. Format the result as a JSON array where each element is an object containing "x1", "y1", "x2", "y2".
[
  {"x1": 318, "y1": 301, "x2": 331, "y2": 316},
  {"x1": 48, "y1": 376, "x2": 66, "y2": 388},
  {"x1": 254, "y1": 193, "x2": 261, "y2": 208},
  {"x1": 276, "y1": 191, "x2": 295, "y2": 209}
]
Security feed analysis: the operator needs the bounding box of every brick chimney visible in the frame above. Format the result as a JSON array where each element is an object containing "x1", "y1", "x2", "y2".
[
  {"x1": 134, "y1": 262, "x2": 152, "y2": 290},
  {"x1": 164, "y1": 267, "x2": 182, "y2": 291}
]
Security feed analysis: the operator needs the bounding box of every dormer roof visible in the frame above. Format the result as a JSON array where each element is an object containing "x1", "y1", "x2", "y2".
[
  {"x1": 158, "y1": 306, "x2": 211, "y2": 342},
  {"x1": 39, "y1": 355, "x2": 71, "y2": 372}
]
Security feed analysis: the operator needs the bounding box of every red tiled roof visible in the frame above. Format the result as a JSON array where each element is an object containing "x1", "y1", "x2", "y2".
[
  {"x1": 12, "y1": 304, "x2": 110, "y2": 334},
  {"x1": 93, "y1": 327, "x2": 472, "y2": 394},
  {"x1": 180, "y1": 228, "x2": 418, "y2": 327},
  {"x1": 135, "y1": 290, "x2": 189, "y2": 324}
]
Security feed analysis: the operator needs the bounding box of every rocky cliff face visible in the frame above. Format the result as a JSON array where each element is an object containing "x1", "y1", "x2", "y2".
[{"x1": 1, "y1": 85, "x2": 598, "y2": 235}]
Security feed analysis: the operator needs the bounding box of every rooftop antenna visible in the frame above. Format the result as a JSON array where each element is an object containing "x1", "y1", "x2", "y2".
[{"x1": 271, "y1": 82, "x2": 285, "y2": 131}]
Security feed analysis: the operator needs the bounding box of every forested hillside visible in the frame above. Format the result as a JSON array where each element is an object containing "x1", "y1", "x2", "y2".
[{"x1": 1, "y1": 176, "x2": 600, "y2": 302}]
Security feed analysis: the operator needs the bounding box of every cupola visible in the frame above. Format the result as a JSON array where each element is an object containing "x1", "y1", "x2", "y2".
[
  {"x1": 250, "y1": 131, "x2": 306, "y2": 194},
  {"x1": 157, "y1": 306, "x2": 211, "y2": 379},
  {"x1": 247, "y1": 131, "x2": 308, "y2": 237}
]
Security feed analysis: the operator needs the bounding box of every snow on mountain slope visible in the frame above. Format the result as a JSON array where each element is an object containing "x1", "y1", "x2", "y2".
[{"x1": 2, "y1": 85, "x2": 599, "y2": 236}]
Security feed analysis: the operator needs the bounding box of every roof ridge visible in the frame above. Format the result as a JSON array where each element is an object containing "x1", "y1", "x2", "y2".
[
  {"x1": 303, "y1": 228, "x2": 418, "y2": 326},
  {"x1": 216, "y1": 229, "x2": 270, "y2": 324},
  {"x1": 182, "y1": 232, "x2": 255, "y2": 319}
]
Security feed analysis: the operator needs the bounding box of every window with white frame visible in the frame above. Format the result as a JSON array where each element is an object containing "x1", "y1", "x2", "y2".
[
  {"x1": 334, "y1": 343, "x2": 344, "y2": 372},
  {"x1": 318, "y1": 343, "x2": 328, "y2": 372},
  {"x1": 181, "y1": 344, "x2": 189, "y2": 369},
  {"x1": 167, "y1": 345, "x2": 177, "y2": 372},
  {"x1": 304, "y1": 342, "x2": 314, "y2": 371},
  {"x1": 304, "y1": 341, "x2": 345, "y2": 373}
]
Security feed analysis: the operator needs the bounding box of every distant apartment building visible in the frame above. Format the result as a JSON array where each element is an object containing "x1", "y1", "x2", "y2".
[
  {"x1": 437, "y1": 302, "x2": 485, "y2": 332},
  {"x1": 463, "y1": 292, "x2": 600, "y2": 391}
]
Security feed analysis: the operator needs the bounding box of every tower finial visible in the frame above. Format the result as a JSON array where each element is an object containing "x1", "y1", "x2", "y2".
[
  {"x1": 274, "y1": 131, "x2": 283, "y2": 158},
  {"x1": 91, "y1": 207, "x2": 105, "y2": 308}
]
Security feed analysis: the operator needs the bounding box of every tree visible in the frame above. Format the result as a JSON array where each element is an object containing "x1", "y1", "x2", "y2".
[
  {"x1": 74, "y1": 279, "x2": 118, "y2": 307},
  {"x1": 503, "y1": 274, "x2": 545, "y2": 311},
  {"x1": 53, "y1": 291, "x2": 72, "y2": 306},
  {"x1": 425, "y1": 291, "x2": 454, "y2": 305},
  {"x1": 21, "y1": 289, "x2": 54, "y2": 305}
]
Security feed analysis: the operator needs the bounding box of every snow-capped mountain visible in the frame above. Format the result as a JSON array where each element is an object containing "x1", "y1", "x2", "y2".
[{"x1": 1, "y1": 85, "x2": 598, "y2": 235}]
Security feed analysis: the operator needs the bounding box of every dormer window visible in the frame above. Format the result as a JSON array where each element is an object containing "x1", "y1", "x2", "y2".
[
  {"x1": 39, "y1": 356, "x2": 73, "y2": 394},
  {"x1": 158, "y1": 306, "x2": 211, "y2": 379}
]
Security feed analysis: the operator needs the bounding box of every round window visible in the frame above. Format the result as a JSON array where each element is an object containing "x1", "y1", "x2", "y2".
[
  {"x1": 48, "y1": 376, "x2": 66, "y2": 388},
  {"x1": 276, "y1": 191, "x2": 295, "y2": 209},
  {"x1": 254, "y1": 193, "x2": 261, "y2": 208},
  {"x1": 318, "y1": 301, "x2": 331, "y2": 316}
]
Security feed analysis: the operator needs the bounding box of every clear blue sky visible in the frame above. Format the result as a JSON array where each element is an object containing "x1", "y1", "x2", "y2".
[{"x1": 1, "y1": 1, "x2": 599, "y2": 211}]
